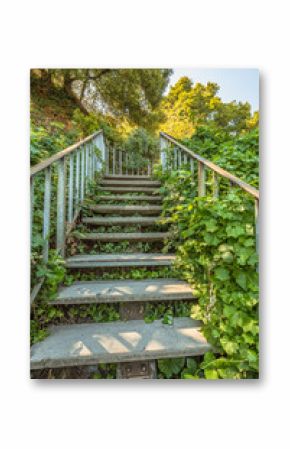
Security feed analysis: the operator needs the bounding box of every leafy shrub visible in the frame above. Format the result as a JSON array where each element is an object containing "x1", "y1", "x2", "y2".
[
  {"x1": 124, "y1": 128, "x2": 159, "y2": 170},
  {"x1": 156, "y1": 167, "x2": 259, "y2": 379}
]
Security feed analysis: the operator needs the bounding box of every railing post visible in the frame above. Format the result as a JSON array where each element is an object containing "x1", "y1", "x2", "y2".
[
  {"x1": 174, "y1": 147, "x2": 177, "y2": 169},
  {"x1": 56, "y1": 158, "x2": 66, "y2": 257},
  {"x1": 30, "y1": 177, "x2": 34, "y2": 246},
  {"x1": 119, "y1": 150, "x2": 122, "y2": 175},
  {"x1": 95, "y1": 131, "x2": 105, "y2": 172},
  {"x1": 126, "y1": 153, "x2": 129, "y2": 175},
  {"x1": 85, "y1": 144, "x2": 89, "y2": 190},
  {"x1": 75, "y1": 149, "x2": 80, "y2": 208},
  {"x1": 105, "y1": 146, "x2": 110, "y2": 175},
  {"x1": 178, "y1": 149, "x2": 182, "y2": 168},
  {"x1": 112, "y1": 148, "x2": 116, "y2": 175},
  {"x1": 43, "y1": 167, "x2": 51, "y2": 263},
  {"x1": 160, "y1": 135, "x2": 167, "y2": 172},
  {"x1": 81, "y1": 146, "x2": 85, "y2": 201},
  {"x1": 255, "y1": 199, "x2": 259, "y2": 255},
  {"x1": 198, "y1": 162, "x2": 206, "y2": 197},
  {"x1": 212, "y1": 171, "x2": 219, "y2": 198},
  {"x1": 190, "y1": 158, "x2": 194, "y2": 177},
  {"x1": 68, "y1": 153, "x2": 74, "y2": 223}
]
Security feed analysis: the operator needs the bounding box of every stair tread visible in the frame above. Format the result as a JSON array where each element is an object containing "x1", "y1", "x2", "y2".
[
  {"x1": 52, "y1": 278, "x2": 194, "y2": 305},
  {"x1": 82, "y1": 216, "x2": 163, "y2": 226},
  {"x1": 87, "y1": 205, "x2": 162, "y2": 215},
  {"x1": 104, "y1": 175, "x2": 152, "y2": 180},
  {"x1": 97, "y1": 195, "x2": 162, "y2": 202},
  {"x1": 101, "y1": 180, "x2": 161, "y2": 187},
  {"x1": 75, "y1": 232, "x2": 169, "y2": 242},
  {"x1": 65, "y1": 253, "x2": 175, "y2": 268},
  {"x1": 99, "y1": 187, "x2": 157, "y2": 193},
  {"x1": 30, "y1": 317, "x2": 210, "y2": 369}
]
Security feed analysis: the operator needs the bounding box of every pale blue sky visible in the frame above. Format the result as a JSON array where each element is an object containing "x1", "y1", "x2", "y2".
[{"x1": 168, "y1": 68, "x2": 259, "y2": 112}]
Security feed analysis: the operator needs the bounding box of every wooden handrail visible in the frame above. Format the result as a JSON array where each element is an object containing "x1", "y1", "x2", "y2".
[
  {"x1": 160, "y1": 131, "x2": 259, "y2": 200},
  {"x1": 30, "y1": 130, "x2": 103, "y2": 177}
]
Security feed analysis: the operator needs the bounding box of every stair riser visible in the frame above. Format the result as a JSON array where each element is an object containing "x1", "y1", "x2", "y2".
[
  {"x1": 76, "y1": 234, "x2": 169, "y2": 242},
  {"x1": 99, "y1": 187, "x2": 157, "y2": 194},
  {"x1": 50, "y1": 294, "x2": 195, "y2": 305},
  {"x1": 104, "y1": 175, "x2": 152, "y2": 181},
  {"x1": 66, "y1": 261, "x2": 173, "y2": 269},
  {"x1": 82, "y1": 217, "x2": 163, "y2": 227},
  {"x1": 97, "y1": 196, "x2": 162, "y2": 203},
  {"x1": 87, "y1": 207, "x2": 162, "y2": 216},
  {"x1": 101, "y1": 181, "x2": 161, "y2": 187}
]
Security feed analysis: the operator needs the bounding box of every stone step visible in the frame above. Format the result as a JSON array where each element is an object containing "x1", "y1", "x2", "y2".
[
  {"x1": 86, "y1": 205, "x2": 162, "y2": 215},
  {"x1": 97, "y1": 195, "x2": 162, "y2": 203},
  {"x1": 30, "y1": 317, "x2": 210, "y2": 369},
  {"x1": 104, "y1": 175, "x2": 152, "y2": 181},
  {"x1": 82, "y1": 216, "x2": 163, "y2": 226},
  {"x1": 75, "y1": 232, "x2": 169, "y2": 242},
  {"x1": 99, "y1": 187, "x2": 157, "y2": 194},
  {"x1": 100, "y1": 180, "x2": 161, "y2": 187},
  {"x1": 65, "y1": 253, "x2": 175, "y2": 269},
  {"x1": 52, "y1": 278, "x2": 194, "y2": 305}
]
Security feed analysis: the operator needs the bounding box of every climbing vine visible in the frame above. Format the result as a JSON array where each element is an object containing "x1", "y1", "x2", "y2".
[{"x1": 155, "y1": 165, "x2": 259, "y2": 379}]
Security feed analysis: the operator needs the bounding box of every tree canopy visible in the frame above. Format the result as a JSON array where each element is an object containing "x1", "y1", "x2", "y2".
[
  {"x1": 159, "y1": 76, "x2": 259, "y2": 138},
  {"x1": 31, "y1": 69, "x2": 172, "y2": 129}
]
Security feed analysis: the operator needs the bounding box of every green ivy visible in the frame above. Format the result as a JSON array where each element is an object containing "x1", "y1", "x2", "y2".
[{"x1": 156, "y1": 167, "x2": 259, "y2": 379}]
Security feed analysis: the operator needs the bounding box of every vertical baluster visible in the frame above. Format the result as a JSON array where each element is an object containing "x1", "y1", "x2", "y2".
[
  {"x1": 90, "y1": 143, "x2": 94, "y2": 179},
  {"x1": 106, "y1": 147, "x2": 109, "y2": 175},
  {"x1": 255, "y1": 199, "x2": 259, "y2": 256},
  {"x1": 75, "y1": 150, "x2": 80, "y2": 208},
  {"x1": 81, "y1": 146, "x2": 85, "y2": 201},
  {"x1": 88, "y1": 144, "x2": 91, "y2": 181},
  {"x1": 30, "y1": 177, "x2": 34, "y2": 246},
  {"x1": 119, "y1": 150, "x2": 122, "y2": 175},
  {"x1": 85, "y1": 144, "x2": 89, "y2": 189},
  {"x1": 183, "y1": 153, "x2": 187, "y2": 165},
  {"x1": 198, "y1": 162, "x2": 206, "y2": 196},
  {"x1": 68, "y1": 153, "x2": 74, "y2": 223},
  {"x1": 178, "y1": 149, "x2": 182, "y2": 168},
  {"x1": 174, "y1": 147, "x2": 177, "y2": 169},
  {"x1": 56, "y1": 158, "x2": 66, "y2": 257},
  {"x1": 126, "y1": 153, "x2": 128, "y2": 175},
  {"x1": 43, "y1": 166, "x2": 51, "y2": 262},
  {"x1": 190, "y1": 158, "x2": 194, "y2": 176},
  {"x1": 112, "y1": 148, "x2": 116, "y2": 175},
  {"x1": 213, "y1": 171, "x2": 219, "y2": 198},
  {"x1": 148, "y1": 162, "x2": 151, "y2": 176}
]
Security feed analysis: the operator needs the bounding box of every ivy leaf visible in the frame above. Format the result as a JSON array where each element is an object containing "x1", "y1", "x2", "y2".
[
  {"x1": 214, "y1": 267, "x2": 230, "y2": 281},
  {"x1": 220, "y1": 338, "x2": 238, "y2": 355},
  {"x1": 186, "y1": 358, "x2": 198, "y2": 372},
  {"x1": 236, "y1": 272, "x2": 247, "y2": 290},
  {"x1": 226, "y1": 224, "x2": 245, "y2": 238},
  {"x1": 204, "y1": 369, "x2": 219, "y2": 379},
  {"x1": 158, "y1": 358, "x2": 185, "y2": 378},
  {"x1": 206, "y1": 219, "x2": 218, "y2": 233}
]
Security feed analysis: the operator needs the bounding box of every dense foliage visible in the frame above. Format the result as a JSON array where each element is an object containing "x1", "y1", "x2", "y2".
[
  {"x1": 31, "y1": 69, "x2": 172, "y2": 129},
  {"x1": 159, "y1": 76, "x2": 259, "y2": 138},
  {"x1": 182, "y1": 125, "x2": 259, "y2": 187},
  {"x1": 155, "y1": 158, "x2": 259, "y2": 379},
  {"x1": 30, "y1": 70, "x2": 259, "y2": 379}
]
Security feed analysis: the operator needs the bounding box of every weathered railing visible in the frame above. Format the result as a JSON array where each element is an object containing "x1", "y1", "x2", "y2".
[
  {"x1": 160, "y1": 131, "x2": 259, "y2": 246},
  {"x1": 30, "y1": 130, "x2": 105, "y2": 301},
  {"x1": 105, "y1": 145, "x2": 154, "y2": 176}
]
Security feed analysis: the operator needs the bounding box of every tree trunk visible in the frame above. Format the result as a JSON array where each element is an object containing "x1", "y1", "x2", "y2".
[{"x1": 63, "y1": 77, "x2": 89, "y2": 115}]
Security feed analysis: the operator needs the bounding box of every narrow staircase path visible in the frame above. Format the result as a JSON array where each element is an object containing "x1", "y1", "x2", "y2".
[{"x1": 31, "y1": 175, "x2": 210, "y2": 378}]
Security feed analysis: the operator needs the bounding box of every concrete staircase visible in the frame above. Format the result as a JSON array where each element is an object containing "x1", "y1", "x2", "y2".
[{"x1": 30, "y1": 175, "x2": 210, "y2": 378}]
